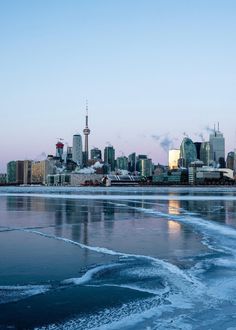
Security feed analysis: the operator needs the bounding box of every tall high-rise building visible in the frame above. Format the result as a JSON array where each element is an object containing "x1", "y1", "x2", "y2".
[
  {"x1": 23, "y1": 160, "x2": 32, "y2": 184},
  {"x1": 116, "y1": 156, "x2": 128, "y2": 171},
  {"x1": 209, "y1": 124, "x2": 225, "y2": 165},
  {"x1": 128, "y1": 153, "x2": 136, "y2": 173},
  {"x1": 66, "y1": 147, "x2": 73, "y2": 161},
  {"x1": 16, "y1": 161, "x2": 24, "y2": 184},
  {"x1": 194, "y1": 142, "x2": 202, "y2": 160},
  {"x1": 137, "y1": 158, "x2": 153, "y2": 177},
  {"x1": 91, "y1": 147, "x2": 102, "y2": 161},
  {"x1": 56, "y1": 141, "x2": 64, "y2": 159},
  {"x1": 72, "y1": 134, "x2": 83, "y2": 166},
  {"x1": 168, "y1": 149, "x2": 180, "y2": 169},
  {"x1": 226, "y1": 150, "x2": 236, "y2": 170},
  {"x1": 136, "y1": 155, "x2": 148, "y2": 172},
  {"x1": 200, "y1": 142, "x2": 211, "y2": 166},
  {"x1": 7, "y1": 160, "x2": 24, "y2": 184},
  {"x1": 104, "y1": 146, "x2": 115, "y2": 172},
  {"x1": 180, "y1": 138, "x2": 197, "y2": 168},
  {"x1": 31, "y1": 160, "x2": 54, "y2": 185},
  {"x1": 7, "y1": 161, "x2": 16, "y2": 183},
  {"x1": 83, "y1": 102, "x2": 91, "y2": 166}
]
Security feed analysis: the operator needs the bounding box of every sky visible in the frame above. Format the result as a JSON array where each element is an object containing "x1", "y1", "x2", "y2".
[{"x1": 0, "y1": 0, "x2": 236, "y2": 171}]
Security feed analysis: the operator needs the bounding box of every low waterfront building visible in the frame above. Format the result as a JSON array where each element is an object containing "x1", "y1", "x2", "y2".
[
  {"x1": 152, "y1": 169, "x2": 188, "y2": 185},
  {"x1": 102, "y1": 175, "x2": 144, "y2": 186},
  {"x1": 47, "y1": 173, "x2": 103, "y2": 186},
  {"x1": 192, "y1": 166, "x2": 234, "y2": 185}
]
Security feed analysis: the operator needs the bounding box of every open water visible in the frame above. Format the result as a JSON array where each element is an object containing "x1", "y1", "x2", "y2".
[{"x1": 1, "y1": 186, "x2": 236, "y2": 329}]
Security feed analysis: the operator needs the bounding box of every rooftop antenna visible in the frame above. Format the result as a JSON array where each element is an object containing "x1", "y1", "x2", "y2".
[{"x1": 86, "y1": 99, "x2": 88, "y2": 127}]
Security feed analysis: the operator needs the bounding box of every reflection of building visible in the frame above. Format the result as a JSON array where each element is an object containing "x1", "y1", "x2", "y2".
[
  {"x1": 168, "y1": 199, "x2": 180, "y2": 215},
  {"x1": 209, "y1": 126, "x2": 225, "y2": 165},
  {"x1": 168, "y1": 149, "x2": 180, "y2": 169},
  {"x1": 180, "y1": 138, "x2": 197, "y2": 168}
]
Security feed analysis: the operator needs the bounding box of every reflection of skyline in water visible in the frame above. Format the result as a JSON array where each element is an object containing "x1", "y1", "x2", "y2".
[
  {"x1": 2, "y1": 189, "x2": 236, "y2": 329},
  {"x1": 3, "y1": 194, "x2": 209, "y2": 260},
  {"x1": 4, "y1": 191, "x2": 236, "y2": 260}
]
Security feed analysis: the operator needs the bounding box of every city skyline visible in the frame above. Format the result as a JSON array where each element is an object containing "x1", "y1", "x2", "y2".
[{"x1": 1, "y1": 1, "x2": 236, "y2": 171}]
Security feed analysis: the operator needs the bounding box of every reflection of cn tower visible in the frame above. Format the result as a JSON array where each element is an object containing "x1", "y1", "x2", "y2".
[{"x1": 83, "y1": 101, "x2": 90, "y2": 166}]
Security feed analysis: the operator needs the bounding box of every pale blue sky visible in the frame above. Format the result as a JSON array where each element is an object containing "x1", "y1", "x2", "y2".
[{"x1": 0, "y1": 0, "x2": 236, "y2": 171}]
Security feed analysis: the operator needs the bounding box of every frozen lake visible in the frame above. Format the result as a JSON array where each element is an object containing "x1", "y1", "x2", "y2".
[{"x1": 1, "y1": 186, "x2": 236, "y2": 329}]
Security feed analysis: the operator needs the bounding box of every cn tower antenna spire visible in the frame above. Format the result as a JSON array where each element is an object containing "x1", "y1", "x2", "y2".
[
  {"x1": 83, "y1": 99, "x2": 91, "y2": 166},
  {"x1": 86, "y1": 99, "x2": 89, "y2": 127}
]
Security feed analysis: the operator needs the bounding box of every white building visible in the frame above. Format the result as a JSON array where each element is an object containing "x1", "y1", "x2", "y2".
[
  {"x1": 168, "y1": 149, "x2": 180, "y2": 169},
  {"x1": 72, "y1": 134, "x2": 83, "y2": 166}
]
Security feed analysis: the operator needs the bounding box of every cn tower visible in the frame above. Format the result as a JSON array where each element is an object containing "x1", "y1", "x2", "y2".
[{"x1": 83, "y1": 101, "x2": 90, "y2": 166}]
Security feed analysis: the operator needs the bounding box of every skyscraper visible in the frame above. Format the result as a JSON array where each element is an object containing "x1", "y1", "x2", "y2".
[
  {"x1": 116, "y1": 156, "x2": 128, "y2": 171},
  {"x1": 194, "y1": 142, "x2": 202, "y2": 160},
  {"x1": 200, "y1": 142, "x2": 211, "y2": 166},
  {"x1": 209, "y1": 124, "x2": 225, "y2": 165},
  {"x1": 168, "y1": 149, "x2": 180, "y2": 169},
  {"x1": 226, "y1": 152, "x2": 235, "y2": 170},
  {"x1": 180, "y1": 138, "x2": 197, "y2": 168},
  {"x1": 137, "y1": 158, "x2": 153, "y2": 176},
  {"x1": 128, "y1": 153, "x2": 136, "y2": 173},
  {"x1": 83, "y1": 102, "x2": 90, "y2": 166},
  {"x1": 23, "y1": 160, "x2": 32, "y2": 184},
  {"x1": 91, "y1": 147, "x2": 102, "y2": 161},
  {"x1": 104, "y1": 146, "x2": 115, "y2": 172},
  {"x1": 56, "y1": 141, "x2": 64, "y2": 159},
  {"x1": 72, "y1": 134, "x2": 83, "y2": 166},
  {"x1": 7, "y1": 161, "x2": 16, "y2": 183}
]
